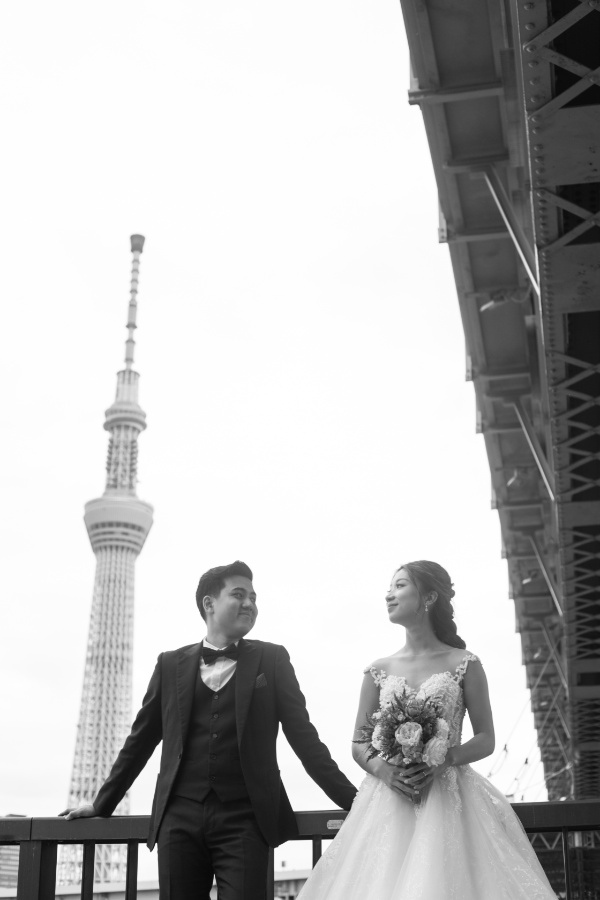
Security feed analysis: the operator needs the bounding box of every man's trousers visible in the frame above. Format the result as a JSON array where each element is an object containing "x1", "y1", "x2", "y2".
[{"x1": 157, "y1": 793, "x2": 270, "y2": 900}]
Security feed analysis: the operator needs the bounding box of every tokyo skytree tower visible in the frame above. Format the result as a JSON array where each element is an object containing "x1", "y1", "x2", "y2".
[{"x1": 59, "y1": 236, "x2": 153, "y2": 884}]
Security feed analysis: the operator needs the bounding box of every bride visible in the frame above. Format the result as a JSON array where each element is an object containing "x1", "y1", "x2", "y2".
[{"x1": 297, "y1": 560, "x2": 557, "y2": 900}]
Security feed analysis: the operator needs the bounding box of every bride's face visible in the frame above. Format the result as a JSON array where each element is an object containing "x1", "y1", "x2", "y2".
[{"x1": 386, "y1": 568, "x2": 422, "y2": 625}]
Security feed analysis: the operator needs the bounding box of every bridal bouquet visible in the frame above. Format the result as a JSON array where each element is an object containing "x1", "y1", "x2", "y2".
[{"x1": 355, "y1": 692, "x2": 450, "y2": 769}]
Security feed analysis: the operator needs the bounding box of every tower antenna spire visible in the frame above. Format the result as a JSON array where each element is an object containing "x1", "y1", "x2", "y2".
[{"x1": 125, "y1": 234, "x2": 145, "y2": 370}]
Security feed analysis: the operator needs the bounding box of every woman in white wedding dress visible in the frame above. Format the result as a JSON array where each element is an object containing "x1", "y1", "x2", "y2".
[{"x1": 297, "y1": 560, "x2": 557, "y2": 900}]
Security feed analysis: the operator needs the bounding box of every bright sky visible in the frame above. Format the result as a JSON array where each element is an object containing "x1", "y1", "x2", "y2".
[{"x1": 0, "y1": 0, "x2": 545, "y2": 879}]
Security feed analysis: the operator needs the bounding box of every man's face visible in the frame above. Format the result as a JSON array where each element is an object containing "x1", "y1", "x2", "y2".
[{"x1": 205, "y1": 575, "x2": 258, "y2": 640}]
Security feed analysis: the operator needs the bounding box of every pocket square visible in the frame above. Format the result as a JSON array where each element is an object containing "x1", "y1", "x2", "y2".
[{"x1": 255, "y1": 673, "x2": 267, "y2": 689}]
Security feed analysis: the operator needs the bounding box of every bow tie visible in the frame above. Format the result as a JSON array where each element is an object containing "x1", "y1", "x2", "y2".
[{"x1": 201, "y1": 644, "x2": 239, "y2": 665}]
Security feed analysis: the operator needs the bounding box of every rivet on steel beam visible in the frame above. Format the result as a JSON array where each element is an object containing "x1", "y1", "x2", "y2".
[
  {"x1": 525, "y1": 22, "x2": 537, "y2": 30},
  {"x1": 524, "y1": 2, "x2": 535, "y2": 7},
  {"x1": 529, "y1": 78, "x2": 540, "y2": 85},
  {"x1": 528, "y1": 60, "x2": 539, "y2": 67},
  {"x1": 525, "y1": 43, "x2": 537, "y2": 52},
  {"x1": 534, "y1": 145, "x2": 543, "y2": 151}
]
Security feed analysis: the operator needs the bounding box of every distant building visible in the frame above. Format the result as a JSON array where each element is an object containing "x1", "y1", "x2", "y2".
[
  {"x1": 0, "y1": 816, "x2": 26, "y2": 889},
  {"x1": 0, "y1": 846, "x2": 19, "y2": 890},
  {"x1": 272, "y1": 868, "x2": 310, "y2": 899}
]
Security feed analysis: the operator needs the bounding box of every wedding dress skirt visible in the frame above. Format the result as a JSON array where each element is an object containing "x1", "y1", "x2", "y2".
[
  {"x1": 297, "y1": 766, "x2": 557, "y2": 900},
  {"x1": 298, "y1": 657, "x2": 556, "y2": 900}
]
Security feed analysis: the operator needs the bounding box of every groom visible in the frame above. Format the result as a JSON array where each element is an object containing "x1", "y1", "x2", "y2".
[{"x1": 62, "y1": 560, "x2": 357, "y2": 899}]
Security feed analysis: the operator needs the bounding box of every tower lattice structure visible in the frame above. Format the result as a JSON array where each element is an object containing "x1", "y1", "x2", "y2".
[{"x1": 59, "y1": 236, "x2": 153, "y2": 885}]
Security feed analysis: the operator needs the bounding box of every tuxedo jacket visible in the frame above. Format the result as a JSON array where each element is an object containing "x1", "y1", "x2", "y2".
[{"x1": 93, "y1": 639, "x2": 357, "y2": 849}]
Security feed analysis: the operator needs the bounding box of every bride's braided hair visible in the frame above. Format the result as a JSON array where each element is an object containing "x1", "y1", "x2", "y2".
[{"x1": 400, "y1": 560, "x2": 466, "y2": 650}]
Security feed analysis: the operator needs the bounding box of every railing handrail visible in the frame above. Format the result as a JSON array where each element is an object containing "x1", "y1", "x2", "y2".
[
  {"x1": 2, "y1": 801, "x2": 599, "y2": 900},
  {"x1": 1, "y1": 799, "x2": 600, "y2": 844}
]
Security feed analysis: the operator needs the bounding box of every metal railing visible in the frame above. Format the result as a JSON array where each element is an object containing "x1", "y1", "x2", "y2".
[{"x1": 2, "y1": 801, "x2": 599, "y2": 900}]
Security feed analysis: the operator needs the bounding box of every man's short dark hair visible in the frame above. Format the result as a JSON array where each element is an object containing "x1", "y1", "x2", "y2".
[{"x1": 196, "y1": 561, "x2": 254, "y2": 620}]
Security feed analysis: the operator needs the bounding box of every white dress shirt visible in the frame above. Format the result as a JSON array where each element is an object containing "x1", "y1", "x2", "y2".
[{"x1": 200, "y1": 639, "x2": 239, "y2": 691}]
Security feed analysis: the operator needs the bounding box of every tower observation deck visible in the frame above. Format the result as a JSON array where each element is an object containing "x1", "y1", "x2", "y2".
[{"x1": 59, "y1": 236, "x2": 153, "y2": 884}]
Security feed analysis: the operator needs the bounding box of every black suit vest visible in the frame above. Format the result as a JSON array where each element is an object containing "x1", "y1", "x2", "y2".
[{"x1": 173, "y1": 670, "x2": 249, "y2": 803}]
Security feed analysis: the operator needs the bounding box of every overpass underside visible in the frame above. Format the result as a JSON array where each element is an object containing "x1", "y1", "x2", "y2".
[{"x1": 398, "y1": 0, "x2": 600, "y2": 801}]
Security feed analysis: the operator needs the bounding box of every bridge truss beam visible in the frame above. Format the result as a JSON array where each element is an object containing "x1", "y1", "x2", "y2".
[{"x1": 398, "y1": 0, "x2": 600, "y2": 799}]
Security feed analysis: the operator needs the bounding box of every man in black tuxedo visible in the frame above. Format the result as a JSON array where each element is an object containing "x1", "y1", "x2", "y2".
[{"x1": 62, "y1": 560, "x2": 357, "y2": 899}]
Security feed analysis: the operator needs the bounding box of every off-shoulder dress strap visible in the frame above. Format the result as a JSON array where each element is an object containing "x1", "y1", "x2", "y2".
[
  {"x1": 363, "y1": 665, "x2": 386, "y2": 686},
  {"x1": 454, "y1": 652, "x2": 481, "y2": 682}
]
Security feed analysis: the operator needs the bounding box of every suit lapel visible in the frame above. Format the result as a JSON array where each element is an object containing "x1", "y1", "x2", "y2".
[
  {"x1": 235, "y1": 639, "x2": 262, "y2": 742},
  {"x1": 176, "y1": 643, "x2": 202, "y2": 745}
]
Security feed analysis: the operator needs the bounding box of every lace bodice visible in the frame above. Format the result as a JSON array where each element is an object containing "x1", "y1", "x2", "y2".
[{"x1": 367, "y1": 653, "x2": 480, "y2": 749}]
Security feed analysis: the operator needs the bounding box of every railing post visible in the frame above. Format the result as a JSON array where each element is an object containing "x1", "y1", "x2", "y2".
[
  {"x1": 312, "y1": 836, "x2": 322, "y2": 867},
  {"x1": 17, "y1": 841, "x2": 57, "y2": 900},
  {"x1": 561, "y1": 827, "x2": 572, "y2": 900},
  {"x1": 80, "y1": 843, "x2": 95, "y2": 900},
  {"x1": 126, "y1": 842, "x2": 139, "y2": 900}
]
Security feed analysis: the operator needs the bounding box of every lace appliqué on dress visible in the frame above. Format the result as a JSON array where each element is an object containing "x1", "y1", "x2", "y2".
[
  {"x1": 443, "y1": 764, "x2": 462, "y2": 813},
  {"x1": 454, "y1": 652, "x2": 480, "y2": 683},
  {"x1": 364, "y1": 665, "x2": 386, "y2": 686}
]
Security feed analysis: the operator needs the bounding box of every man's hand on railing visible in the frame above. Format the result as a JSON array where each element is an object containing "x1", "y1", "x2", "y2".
[{"x1": 58, "y1": 803, "x2": 96, "y2": 820}]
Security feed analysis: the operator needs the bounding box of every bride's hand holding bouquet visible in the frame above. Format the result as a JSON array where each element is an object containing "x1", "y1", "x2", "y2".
[{"x1": 355, "y1": 691, "x2": 451, "y2": 803}]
